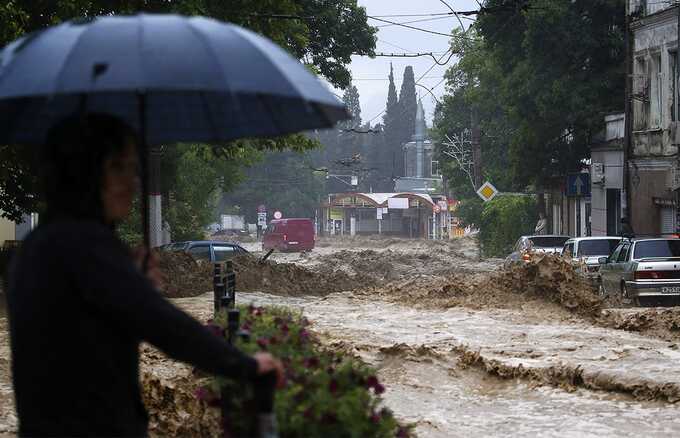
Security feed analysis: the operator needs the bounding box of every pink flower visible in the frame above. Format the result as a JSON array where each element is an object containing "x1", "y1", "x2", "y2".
[
  {"x1": 299, "y1": 329, "x2": 310, "y2": 341},
  {"x1": 257, "y1": 338, "x2": 269, "y2": 350},
  {"x1": 396, "y1": 426, "x2": 409, "y2": 437},
  {"x1": 205, "y1": 323, "x2": 224, "y2": 338},
  {"x1": 365, "y1": 375, "x2": 379, "y2": 389},
  {"x1": 328, "y1": 379, "x2": 338, "y2": 394},
  {"x1": 370, "y1": 413, "x2": 381, "y2": 424},
  {"x1": 194, "y1": 387, "x2": 220, "y2": 407},
  {"x1": 280, "y1": 323, "x2": 290, "y2": 334},
  {"x1": 304, "y1": 357, "x2": 319, "y2": 369},
  {"x1": 374, "y1": 383, "x2": 385, "y2": 394}
]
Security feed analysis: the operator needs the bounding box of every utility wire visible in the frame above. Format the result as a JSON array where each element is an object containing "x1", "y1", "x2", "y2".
[
  {"x1": 367, "y1": 16, "x2": 473, "y2": 39},
  {"x1": 376, "y1": 15, "x2": 458, "y2": 28}
]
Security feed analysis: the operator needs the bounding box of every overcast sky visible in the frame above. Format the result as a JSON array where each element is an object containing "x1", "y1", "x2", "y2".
[{"x1": 339, "y1": 0, "x2": 480, "y2": 127}]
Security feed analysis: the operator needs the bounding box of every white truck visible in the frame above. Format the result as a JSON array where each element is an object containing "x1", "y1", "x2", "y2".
[{"x1": 220, "y1": 214, "x2": 245, "y2": 232}]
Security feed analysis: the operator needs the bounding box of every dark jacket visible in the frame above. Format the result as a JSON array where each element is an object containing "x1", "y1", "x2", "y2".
[{"x1": 6, "y1": 220, "x2": 257, "y2": 437}]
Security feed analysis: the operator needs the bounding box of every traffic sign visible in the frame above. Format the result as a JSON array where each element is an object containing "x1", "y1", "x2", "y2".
[
  {"x1": 257, "y1": 212, "x2": 267, "y2": 226},
  {"x1": 273, "y1": 211, "x2": 283, "y2": 219},
  {"x1": 476, "y1": 181, "x2": 498, "y2": 203},
  {"x1": 566, "y1": 173, "x2": 590, "y2": 197}
]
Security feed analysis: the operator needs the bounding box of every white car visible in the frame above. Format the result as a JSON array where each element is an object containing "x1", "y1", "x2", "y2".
[
  {"x1": 562, "y1": 236, "x2": 622, "y2": 279},
  {"x1": 504, "y1": 235, "x2": 570, "y2": 268}
]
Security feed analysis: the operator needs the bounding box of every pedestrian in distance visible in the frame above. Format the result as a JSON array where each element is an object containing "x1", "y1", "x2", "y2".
[
  {"x1": 534, "y1": 211, "x2": 548, "y2": 235},
  {"x1": 620, "y1": 217, "x2": 635, "y2": 239},
  {"x1": 5, "y1": 113, "x2": 284, "y2": 437}
]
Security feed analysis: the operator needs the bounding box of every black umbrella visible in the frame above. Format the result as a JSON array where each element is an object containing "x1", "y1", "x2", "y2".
[{"x1": 0, "y1": 14, "x2": 349, "y2": 246}]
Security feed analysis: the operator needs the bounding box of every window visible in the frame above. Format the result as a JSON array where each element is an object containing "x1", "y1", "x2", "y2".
[
  {"x1": 617, "y1": 244, "x2": 630, "y2": 263},
  {"x1": 188, "y1": 245, "x2": 211, "y2": 261},
  {"x1": 563, "y1": 242, "x2": 575, "y2": 258},
  {"x1": 671, "y1": 51, "x2": 678, "y2": 122},
  {"x1": 577, "y1": 239, "x2": 622, "y2": 257},
  {"x1": 633, "y1": 57, "x2": 649, "y2": 130},
  {"x1": 431, "y1": 160, "x2": 440, "y2": 176},
  {"x1": 213, "y1": 245, "x2": 236, "y2": 262},
  {"x1": 633, "y1": 240, "x2": 680, "y2": 259},
  {"x1": 608, "y1": 245, "x2": 622, "y2": 263},
  {"x1": 650, "y1": 54, "x2": 662, "y2": 128},
  {"x1": 529, "y1": 236, "x2": 570, "y2": 248}
]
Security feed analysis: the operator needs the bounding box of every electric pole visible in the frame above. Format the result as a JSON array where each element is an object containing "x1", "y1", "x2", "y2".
[{"x1": 471, "y1": 107, "x2": 482, "y2": 189}]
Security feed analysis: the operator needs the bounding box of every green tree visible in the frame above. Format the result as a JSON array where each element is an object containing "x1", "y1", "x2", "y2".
[
  {"x1": 475, "y1": 0, "x2": 625, "y2": 188},
  {"x1": 341, "y1": 83, "x2": 361, "y2": 129},
  {"x1": 392, "y1": 66, "x2": 417, "y2": 177},
  {"x1": 380, "y1": 63, "x2": 400, "y2": 183},
  {"x1": 0, "y1": 0, "x2": 377, "y2": 221}
]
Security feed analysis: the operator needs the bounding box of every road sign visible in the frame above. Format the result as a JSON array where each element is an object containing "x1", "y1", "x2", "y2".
[
  {"x1": 476, "y1": 181, "x2": 499, "y2": 203},
  {"x1": 257, "y1": 212, "x2": 267, "y2": 226},
  {"x1": 273, "y1": 211, "x2": 283, "y2": 219},
  {"x1": 566, "y1": 173, "x2": 590, "y2": 197}
]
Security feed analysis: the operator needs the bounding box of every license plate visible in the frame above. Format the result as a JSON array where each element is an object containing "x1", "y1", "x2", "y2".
[{"x1": 661, "y1": 286, "x2": 680, "y2": 294}]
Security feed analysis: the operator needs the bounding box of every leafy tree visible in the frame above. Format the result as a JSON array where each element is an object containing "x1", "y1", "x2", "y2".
[
  {"x1": 475, "y1": 0, "x2": 625, "y2": 188},
  {"x1": 0, "y1": 0, "x2": 377, "y2": 221}
]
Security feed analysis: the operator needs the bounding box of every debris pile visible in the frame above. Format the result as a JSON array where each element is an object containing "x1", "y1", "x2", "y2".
[
  {"x1": 358, "y1": 253, "x2": 602, "y2": 318},
  {"x1": 601, "y1": 307, "x2": 680, "y2": 342},
  {"x1": 157, "y1": 251, "x2": 212, "y2": 298},
  {"x1": 232, "y1": 255, "x2": 375, "y2": 295},
  {"x1": 496, "y1": 253, "x2": 603, "y2": 317}
]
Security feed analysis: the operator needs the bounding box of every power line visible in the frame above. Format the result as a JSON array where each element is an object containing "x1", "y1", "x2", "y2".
[
  {"x1": 376, "y1": 15, "x2": 459, "y2": 28},
  {"x1": 372, "y1": 52, "x2": 455, "y2": 63},
  {"x1": 367, "y1": 16, "x2": 473, "y2": 39}
]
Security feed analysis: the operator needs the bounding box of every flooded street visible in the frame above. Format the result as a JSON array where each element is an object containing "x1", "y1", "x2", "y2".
[
  {"x1": 231, "y1": 291, "x2": 680, "y2": 437},
  {"x1": 1, "y1": 236, "x2": 680, "y2": 436}
]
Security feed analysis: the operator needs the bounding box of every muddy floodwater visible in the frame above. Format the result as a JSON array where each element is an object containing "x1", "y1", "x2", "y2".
[
  {"x1": 1, "y1": 235, "x2": 680, "y2": 436},
  {"x1": 234, "y1": 291, "x2": 680, "y2": 437}
]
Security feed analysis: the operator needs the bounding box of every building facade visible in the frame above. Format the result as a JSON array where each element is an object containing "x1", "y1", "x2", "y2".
[{"x1": 629, "y1": 1, "x2": 680, "y2": 234}]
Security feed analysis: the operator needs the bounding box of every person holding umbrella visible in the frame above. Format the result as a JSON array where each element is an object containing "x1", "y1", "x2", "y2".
[
  {"x1": 0, "y1": 13, "x2": 351, "y2": 437},
  {"x1": 5, "y1": 112, "x2": 285, "y2": 436}
]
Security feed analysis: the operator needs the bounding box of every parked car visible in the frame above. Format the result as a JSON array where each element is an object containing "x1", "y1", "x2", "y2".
[
  {"x1": 263, "y1": 218, "x2": 315, "y2": 252},
  {"x1": 598, "y1": 237, "x2": 680, "y2": 306},
  {"x1": 562, "y1": 236, "x2": 622, "y2": 280},
  {"x1": 504, "y1": 235, "x2": 570, "y2": 269},
  {"x1": 168, "y1": 240, "x2": 249, "y2": 262}
]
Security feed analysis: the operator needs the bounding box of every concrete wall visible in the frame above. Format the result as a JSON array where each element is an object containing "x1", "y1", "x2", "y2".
[
  {"x1": 0, "y1": 217, "x2": 15, "y2": 245},
  {"x1": 629, "y1": 159, "x2": 674, "y2": 235}
]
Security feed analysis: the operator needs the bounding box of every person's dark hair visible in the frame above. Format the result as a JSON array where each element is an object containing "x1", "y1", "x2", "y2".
[{"x1": 40, "y1": 113, "x2": 137, "y2": 224}]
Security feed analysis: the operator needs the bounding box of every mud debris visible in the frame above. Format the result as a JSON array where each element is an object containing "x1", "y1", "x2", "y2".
[
  {"x1": 600, "y1": 307, "x2": 680, "y2": 342},
  {"x1": 157, "y1": 251, "x2": 212, "y2": 298},
  {"x1": 232, "y1": 255, "x2": 374, "y2": 295}
]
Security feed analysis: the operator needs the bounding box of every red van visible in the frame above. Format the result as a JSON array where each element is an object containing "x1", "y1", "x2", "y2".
[{"x1": 263, "y1": 218, "x2": 315, "y2": 252}]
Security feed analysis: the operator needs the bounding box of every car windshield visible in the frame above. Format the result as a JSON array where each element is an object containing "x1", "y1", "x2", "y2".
[
  {"x1": 577, "y1": 239, "x2": 621, "y2": 257},
  {"x1": 633, "y1": 240, "x2": 680, "y2": 259},
  {"x1": 529, "y1": 237, "x2": 569, "y2": 248},
  {"x1": 213, "y1": 246, "x2": 236, "y2": 262}
]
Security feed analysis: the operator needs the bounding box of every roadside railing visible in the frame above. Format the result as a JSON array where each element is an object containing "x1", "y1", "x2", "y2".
[{"x1": 213, "y1": 260, "x2": 277, "y2": 438}]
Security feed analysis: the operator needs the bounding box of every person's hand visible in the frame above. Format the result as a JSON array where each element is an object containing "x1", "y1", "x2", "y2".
[
  {"x1": 253, "y1": 352, "x2": 285, "y2": 389},
  {"x1": 132, "y1": 246, "x2": 165, "y2": 290}
]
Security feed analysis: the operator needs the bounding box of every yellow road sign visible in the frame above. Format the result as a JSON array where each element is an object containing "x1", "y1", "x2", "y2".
[{"x1": 476, "y1": 181, "x2": 499, "y2": 202}]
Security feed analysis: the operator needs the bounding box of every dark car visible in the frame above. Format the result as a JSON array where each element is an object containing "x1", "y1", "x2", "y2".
[{"x1": 168, "y1": 240, "x2": 249, "y2": 262}]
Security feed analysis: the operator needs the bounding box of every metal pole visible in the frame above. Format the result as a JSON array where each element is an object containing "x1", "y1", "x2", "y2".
[
  {"x1": 149, "y1": 145, "x2": 163, "y2": 247},
  {"x1": 623, "y1": 2, "x2": 633, "y2": 226},
  {"x1": 471, "y1": 107, "x2": 482, "y2": 189}
]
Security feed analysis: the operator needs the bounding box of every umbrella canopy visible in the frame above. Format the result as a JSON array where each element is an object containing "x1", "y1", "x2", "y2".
[{"x1": 0, "y1": 13, "x2": 348, "y2": 146}]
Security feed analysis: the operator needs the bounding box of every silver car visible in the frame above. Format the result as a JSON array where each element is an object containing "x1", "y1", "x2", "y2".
[
  {"x1": 598, "y1": 238, "x2": 680, "y2": 306},
  {"x1": 504, "y1": 235, "x2": 570, "y2": 268},
  {"x1": 562, "y1": 237, "x2": 622, "y2": 281}
]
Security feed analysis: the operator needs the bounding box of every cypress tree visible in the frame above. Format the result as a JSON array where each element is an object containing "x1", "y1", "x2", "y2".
[
  {"x1": 382, "y1": 63, "x2": 401, "y2": 185},
  {"x1": 396, "y1": 66, "x2": 417, "y2": 176}
]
